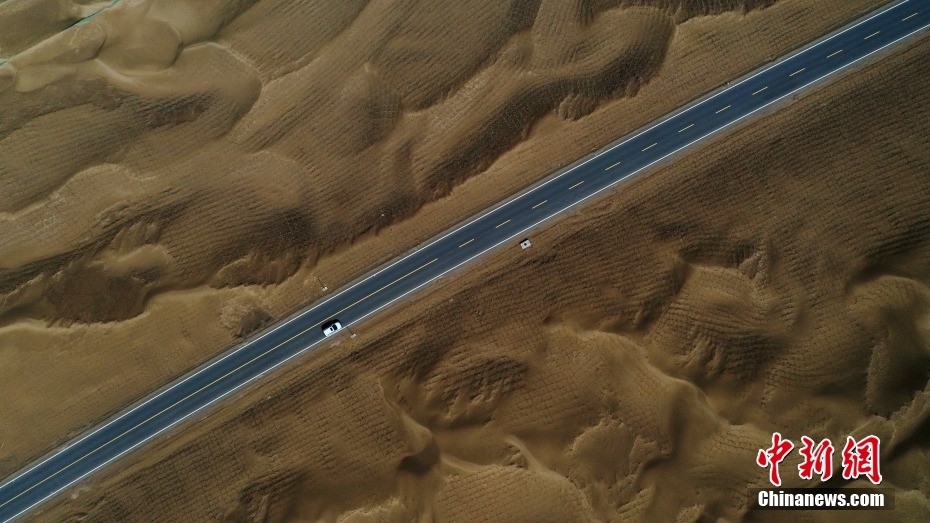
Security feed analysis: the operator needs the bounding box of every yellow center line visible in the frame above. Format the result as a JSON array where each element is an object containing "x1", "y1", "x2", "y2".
[
  {"x1": 495, "y1": 219, "x2": 511, "y2": 228},
  {"x1": 715, "y1": 105, "x2": 731, "y2": 114},
  {"x1": 826, "y1": 49, "x2": 843, "y2": 58},
  {"x1": 0, "y1": 257, "x2": 440, "y2": 509},
  {"x1": 605, "y1": 161, "x2": 622, "y2": 170},
  {"x1": 569, "y1": 181, "x2": 584, "y2": 190},
  {"x1": 789, "y1": 68, "x2": 805, "y2": 77},
  {"x1": 458, "y1": 239, "x2": 474, "y2": 248},
  {"x1": 902, "y1": 13, "x2": 918, "y2": 22},
  {"x1": 752, "y1": 86, "x2": 768, "y2": 95},
  {"x1": 531, "y1": 200, "x2": 547, "y2": 209},
  {"x1": 641, "y1": 143, "x2": 657, "y2": 151},
  {"x1": 678, "y1": 123, "x2": 694, "y2": 132},
  {"x1": 864, "y1": 31, "x2": 879, "y2": 40}
]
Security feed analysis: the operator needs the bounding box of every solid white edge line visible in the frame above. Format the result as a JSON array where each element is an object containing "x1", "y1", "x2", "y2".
[
  {"x1": 6, "y1": 0, "x2": 913, "y2": 489},
  {"x1": 0, "y1": 249, "x2": 394, "y2": 489},
  {"x1": 2, "y1": 0, "x2": 923, "y2": 499},
  {"x1": 3, "y1": 264, "x2": 444, "y2": 510},
  {"x1": 1, "y1": 261, "x2": 450, "y2": 510},
  {"x1": 6, "y1": 22, "x2": 930, "y2": 520},
  {"x1": 0, "y1": 0, "x2": 921, "y2": 508}
]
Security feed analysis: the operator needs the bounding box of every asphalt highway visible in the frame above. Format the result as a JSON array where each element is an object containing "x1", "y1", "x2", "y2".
[{"x1": 2, "y1": 1, "x2": 929, "y2": 520}]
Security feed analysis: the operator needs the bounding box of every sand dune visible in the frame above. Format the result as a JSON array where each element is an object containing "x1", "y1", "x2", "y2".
[
  {"x1": 28, "y1": 12, "x2": 930, "y2": 523},
  {"x1": 0, "y1": 0, "x2": 825, "y2": 327},
  {"x1": 0, "y1": 1, "x2": 909, "y2": 519}
]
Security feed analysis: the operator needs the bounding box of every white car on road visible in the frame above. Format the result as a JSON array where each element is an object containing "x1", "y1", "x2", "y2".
[{"x1": 322, "y1": 320, "x2": 343, "y2": 337}]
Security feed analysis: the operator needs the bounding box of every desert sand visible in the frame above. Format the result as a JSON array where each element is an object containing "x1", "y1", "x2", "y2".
[
  {"x1": 0, "y1": 0, "x2": 889, "y2": 477},
  {"x1": 31, "y1": 22, "x2": 930, "y2": 522},
  {"x1": 2, "y1": 0, "x2": 923, "y2": 520}
]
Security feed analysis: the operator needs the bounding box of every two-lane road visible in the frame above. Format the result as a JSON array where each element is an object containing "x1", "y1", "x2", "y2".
[{"x1": 2, "y1": 1, "x2": 928, "y2": 520}]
